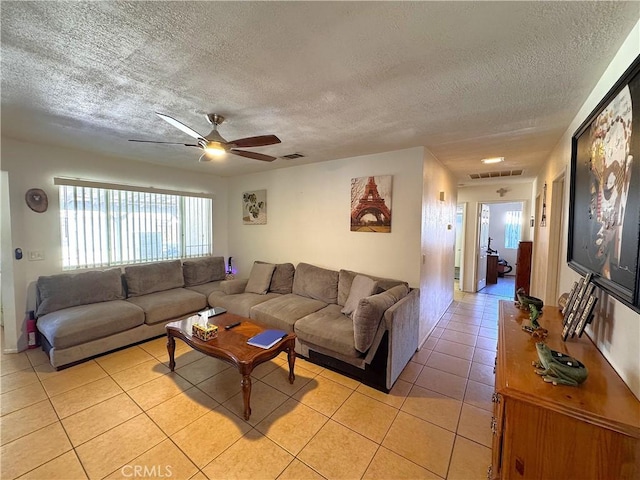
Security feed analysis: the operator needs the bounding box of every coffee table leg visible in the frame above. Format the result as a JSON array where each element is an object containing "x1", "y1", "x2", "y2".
[
  {"x1": 167, "y1": 334, "x2": 176, "y2": 372},
  {"x1": 287, "y1": 345, "x2": 296, "y2": 384},
  {"x1": 241, "y1": 374, "x2": 252, "y2": 420}
]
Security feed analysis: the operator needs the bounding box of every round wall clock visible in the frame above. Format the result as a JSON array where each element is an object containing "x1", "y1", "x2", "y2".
[{"x1": 25, "y1": 188, "x2": 48, "y2": 213}]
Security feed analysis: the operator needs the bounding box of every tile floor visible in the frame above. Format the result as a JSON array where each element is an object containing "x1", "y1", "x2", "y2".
[{"x1": 0, "y1": 288, "x2": 506, "y2": 480}]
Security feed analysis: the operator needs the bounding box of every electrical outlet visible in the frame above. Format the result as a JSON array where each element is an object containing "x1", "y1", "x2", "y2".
[{"x1": 28, "y1": 250, "x2": 45, "y2": 261}]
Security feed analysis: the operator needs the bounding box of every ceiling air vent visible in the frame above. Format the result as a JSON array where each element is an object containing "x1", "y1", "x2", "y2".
[
  {"x1": 469, "y1": 169, "x2": 523, "y2": 179},
  {"x1": 281, "y1": 153, "x2": 305, "y2": 160}
]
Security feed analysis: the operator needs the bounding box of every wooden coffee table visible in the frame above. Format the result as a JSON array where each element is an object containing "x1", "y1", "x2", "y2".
[{"x1": 165, "y1": 312, "x2": 296, "y2": 420}]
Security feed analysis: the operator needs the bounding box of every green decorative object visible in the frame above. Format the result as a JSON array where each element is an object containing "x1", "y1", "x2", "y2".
[
  {"x1": 516, "y1": 287, "x2": 544, "y2": 311},
  {"x1": 532, "y1": 342, "x2": 588, "y2": 386}
]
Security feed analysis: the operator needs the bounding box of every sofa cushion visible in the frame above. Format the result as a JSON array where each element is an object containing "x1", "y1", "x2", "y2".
[
  {"x1": 293, "y1": 263, "x2": 339, "y2": 304},
  {"x1": 125, "y1": 260, "x2": 184, "y2": 297},
  {"x1": 250, "y1": 294, "x2": 327, "y2": 332},
  {"x1": 36, "y1": 268, "x2": 125, "y2": 317},
  {"x1": 294, "y1": 304, "x2": 359, "y2": 358},
  {"x1": 185, "y1": 281, "x2": 224, "y2": 298},
  {"x1": 338, "y1": 269, "x2": 409, "y2": 306},
  {"x1": 245, "y1": 262, "x2": 276, "y2": 294},
  {"x1": 353, "y1": 284, "x2": 409, "y2": 353},
  {"x1": 127, "y1": 288, "x2": 207, "y2": 325},
  {"x1": 37, "y1": 300, "x2": 145, "y2": 349},
  {"x1": 341, "y1": 275, "x2": 377, "y2": 317},
  {"x1": 183, "y1": 256, "x2": 226, "y2": 286},
  {"x1": 208, "y1": 291, "x2": 281, "y2": 318},
  {"x1": 257, "y1": 261, "x2": 295, "y2": 294}
]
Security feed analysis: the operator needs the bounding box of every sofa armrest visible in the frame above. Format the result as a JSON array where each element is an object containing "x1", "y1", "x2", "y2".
[
  {"x1": 377, "y1": 288, "x2": 420, "y2": 390},
  {"x1": 221, "y1": 278, "x2": 249, "y2": 295}
]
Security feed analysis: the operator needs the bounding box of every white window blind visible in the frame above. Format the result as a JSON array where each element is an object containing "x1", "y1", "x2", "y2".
[
  {"x1": 504, "y1": 210, "x2": 522, "y2": 249},
  {"x1": 57, "y1": 180, "x2": 212, "y2": 270}
]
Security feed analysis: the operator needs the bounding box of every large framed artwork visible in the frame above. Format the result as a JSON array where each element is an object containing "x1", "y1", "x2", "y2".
[
  {"x1": 243, "y1": 190, "x2": 267, "y2": 225},
  {"x1": 568, "y1": 54, "x2": 640, "y2": 312},
  {"x1": 350, "y1": 175, "x2": 392, "y2": 232}
]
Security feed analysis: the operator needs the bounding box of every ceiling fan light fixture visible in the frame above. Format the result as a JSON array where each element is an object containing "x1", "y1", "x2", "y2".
[
  {"x1": 204, "y1": 143, "x2": 226, "y2": 157},
  {"x1": 481, "y1": 157, "x2": 505, "y2": 164}
]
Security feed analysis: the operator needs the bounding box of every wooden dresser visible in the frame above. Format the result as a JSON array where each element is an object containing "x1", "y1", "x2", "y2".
[
  {"x1": 514, "y1": 241, "x2": 532, "y2": 300},
  {"x1": 491, "y1": 301, "x2": 640, "y2": 479}
]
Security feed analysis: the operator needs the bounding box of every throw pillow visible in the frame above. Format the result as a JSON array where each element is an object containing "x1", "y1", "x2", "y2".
[
  {"x1": 244, "y1": 262, "x2": 276, "y2": 294},
  {"x1": 341, "y1": 274, "x2": 377, "y2": 317}
]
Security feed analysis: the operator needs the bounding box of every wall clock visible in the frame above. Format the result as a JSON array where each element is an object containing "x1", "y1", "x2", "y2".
[{"x1": 25, "y1": 188, "x2": 48, "y2": 213}]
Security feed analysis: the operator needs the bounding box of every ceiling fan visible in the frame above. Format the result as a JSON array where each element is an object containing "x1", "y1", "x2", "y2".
[{"x1": 129, "y1": 113, "x2": 281, "y2": 162}]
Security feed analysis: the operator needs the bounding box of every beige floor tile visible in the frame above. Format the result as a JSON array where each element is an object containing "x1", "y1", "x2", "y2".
[
  {"x1": 111, "y1": 358, "x2": 170, "y2": 391},
  {"x1": 333, "y1": 392, "x2": 398, "y2": 443},
  {"x1": 0, "y1": 353, "x2": 32, "y2": 377},
  {"x1": 478, "y1": 327, "x2": 498, "y2": 339},
  {"x1": 277, "y1": 459, "x2": 325, "y2": 480},
  {"x1": 298, "y1": 420, "x2": 378, "y2": 480},
  {"x1": 480, "y1": 318, "x2": 498, "y2": 329},
  {"x1": 256, "y1": 398, "x2": 328, "y2": 455},
  {"x1": 412, "y1": 348, "x2": 432, "y2": 365},
  {"x1": 422, "y1": 337, "x2": 438, "y2": 350},
  {"x1": 32, "y1": 361, "x2": 61, "y2": 381},
  {"x1": 446, "y1": 436, "x2": 492, "y2": 480},
  {"x1": 469, "y1": 362, "x2": 495, "y2": 387},
  {"x1": 434, "y1": 339, "x2": 475, "y2": 361},
  {"x1": 415, "y1": 366, "x2": 467, "y2": 400},
  {"x1": 401, "y1": 385, "x2": 462, "y2": 432},
  {"x1": 445, "y1": 321, "x2": 480, "y2": 335},
  {"x1": 62, "y1": 393, "x2": 142, "y2": 446},
  {"x1": 171, "y1": 406, "x2": 251, "y2": 468},
  {"x1": 439, "y1": 329, "x2": 477, "y2": 347},
  {"x1": 202, "y1": 429, "x2": 293, "y2": 480},
  {"x1": 176, "y1": 356, "x2": 230, "y2": 385},
  {"x1": 138, "y1": 336, "x2": 176, "y2": 358},
  {"x1": 223, "y1": 380, "x2": 289, "y2": 426},
  {"x1": 17, "y1": 450, "x2": 87, "y2": 479},
  {"x1": 95, "y1": 346, "x2": 156, "y2": 375},
  {"x1": 25, "y1": 348, "x2": 50, "y2": 368},
  {"x1": 49, "y1": 376, "x2": 123, "y2": 419},
  {"x1": 398, "y1": 361, "x2": 423, "y2": 383},
  {"x1": 0, "y1": 422, "x2": 72, "y2": 479},
  {"x1": 472, "y1": 347, "x2": 496, "y2": 367},
  {"x1": 293, "y1": 375, "x2": 352, "y2": 417},
  {"x1": 295, "y1": 358, "x2": 325, "y2": 375},
  {"x1": 426, "y1": 351, "x2": 471, "y2": 379},
  {"x1": 75, "y1": 414, "x2": 166, "y2": 479},
  {"x1": 382, "y1": 411, "x2": 455, "y2": 478},
  {"x1": 457, "y1": 403, "x2": 492, "y2": 447},
  {"x1": 127, "y1": 372, "x2": 192, "y2": 410},
  {"x1": 105, "y1": 438, "x2": 198, "y2": 479},
  {"x1": 363, "y1": 446, "x2": 442, "y2": 480},
  {"x1": 261, "y1": 364, "x2": 315, "y2": 396},
  {"x1": 251, "y1": 358, "x2": 286, "y2": 380},
  {"x1": 464, "y1": 380, "x2": 495, "y2": 412},
  {"x1": 1, "y1": 382, "x2": 48, "y2": 416},
  {"x1": 147, "y1": 387, "x2": 218, "y2": 436},
  {"x1": 159, "y1": 346, "x2": 205, "y2": 369},
  {"x1": 356, "y1": 378, "x2": 412, "y2": 409},
  {"x1": 431, "y1": 327, "x2": 445, "y2": 338},
  {"x1": 475, "y1": 336, "x2": 497, "y2": 352},
  {"x1": 1, "y1": 367, "x2": 38, "y2": 393},
  {"x1": 188, "y1": 472, "x2": 208, "y2": 480},
  {"x1": 41, "y1": 361, "x2": 108, "y2": 397},
  {"x1": 448, "y1": 313, "x2": 482, "y2": 326},
  {"x1": 196, "y1": 368, "x2": 244, "y2": 403},
  {"x1": 318, "y1": 368, "x2": 360, "y2": 390},
  {"x1": 0, "y1": 399, "x2": 58, "y2": 445}
]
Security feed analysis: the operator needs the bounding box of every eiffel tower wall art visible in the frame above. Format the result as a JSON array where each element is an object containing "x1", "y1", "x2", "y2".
[{"x1": 350, "y1": 175, "x2": 392, "y2": 233}]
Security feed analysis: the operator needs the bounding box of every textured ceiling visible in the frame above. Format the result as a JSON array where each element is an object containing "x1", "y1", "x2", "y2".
[{"x1": 1, "y1": 2, "x2": 638, "y2": 182}]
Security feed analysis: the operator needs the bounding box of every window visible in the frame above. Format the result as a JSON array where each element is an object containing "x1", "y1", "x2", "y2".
[
  {"x1": 57, "y1": 179, "x2": 212, "y2": 270},
  {"x1": 504, "y1": 210, "x2": 522, "y2": 249}
]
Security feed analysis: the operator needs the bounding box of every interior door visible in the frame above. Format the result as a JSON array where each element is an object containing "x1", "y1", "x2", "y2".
[{"x1": 476, "y1": 204, "x2": 490, "y2": 291}]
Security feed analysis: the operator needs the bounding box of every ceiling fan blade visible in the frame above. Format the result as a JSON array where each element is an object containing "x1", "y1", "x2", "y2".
[
  {"x1": 229, "y1": 135, "x2": 281, "y2": 148},
  {"x1": 129, "y1": 139, "x2": 200, "y2": 147},
  {"x1": 155, "y1": 112, "x2": 204, "y2": 140},
  {"x1": 230, "y1": 149, "x2": 277, "y2": 162}
]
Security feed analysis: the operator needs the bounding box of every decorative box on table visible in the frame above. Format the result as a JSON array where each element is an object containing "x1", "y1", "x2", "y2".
[{"x1": 192, "y1": 321, "x2": 218, "y2": 341}]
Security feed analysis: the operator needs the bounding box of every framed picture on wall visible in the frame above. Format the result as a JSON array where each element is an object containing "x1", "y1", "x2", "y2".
[{"x1": 567, "y1": 54, "x2": 640, "y2": 312}]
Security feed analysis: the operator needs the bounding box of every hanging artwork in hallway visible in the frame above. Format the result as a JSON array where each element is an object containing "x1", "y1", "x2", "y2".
[
  {"x1": 243, "y1": 190, "x2": 267, "y2": 225},
  {"x1": 350, "y1": 175, "x2": 392, "y2": 233}
]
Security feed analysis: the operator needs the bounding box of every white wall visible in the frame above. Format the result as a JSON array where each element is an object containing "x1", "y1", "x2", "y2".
[
  {"x1": 1, "y1": 137, "x2": 228, "y2": 352},
  {"x1": 487, "y1": 202, "x2": 522, "y2": 272},
  {"x1": 226, "y1": 148, "x2": 423, "y2": 286},
  {"x1": 537, "y1": 20, "x2": 640, "y2": 399}
]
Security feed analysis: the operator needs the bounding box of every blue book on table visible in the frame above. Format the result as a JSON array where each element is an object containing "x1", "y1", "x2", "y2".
[{"x1": 247, "y1": 329, "x2": 288, "y2": 349}]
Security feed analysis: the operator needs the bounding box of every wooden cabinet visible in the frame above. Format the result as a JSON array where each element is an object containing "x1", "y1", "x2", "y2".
[
  {"x1": 514, "y1": 241, "x2": 532, "y2": 300},
  {"x1": 487, "y1": 255, "x2": 499, "y2": 285},
  {"x1": 491, "y1": 301, "x2": 640, "y2": 479}
]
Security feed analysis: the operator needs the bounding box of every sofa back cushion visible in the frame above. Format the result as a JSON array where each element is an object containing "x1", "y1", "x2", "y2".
[
  {"x1": 36, "y1": 268, "x2": 125, "y2": 317},
  {"x1": 125, "y1": 260, "x2": 184, "y2": 297},
  {"x1": 293, "y1": 263, "x2": 339, "y2": 304},
  {"x1": 257, "y1": 261, "x2": 295, "y2": 294},
  {"x1": 352, "y1": 284, "x2": 409, "y2": 353},
  {"x1": 183, "y1": 256, "x2": 226, "y2": 286},
  {"x1": 338, "y1": 269, "x2": 408, "y2": 306},
  {"x1": 245, "y1": 262, "x2": 277, "y2": 294},
  {"x1": 341, "y1": 274, "x2": 378, "y2": 317}
]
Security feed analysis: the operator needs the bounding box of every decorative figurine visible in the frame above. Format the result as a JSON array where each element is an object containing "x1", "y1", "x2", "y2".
[
  {"x1": 522, "y1": 304, "x2": 548, "y2": 338},
  {"x1": 532, "y1": 342, "x2": 588, "y2": 386},
  {"x1": 515, "y1": 287, "x2": 544, "y2": 312}
]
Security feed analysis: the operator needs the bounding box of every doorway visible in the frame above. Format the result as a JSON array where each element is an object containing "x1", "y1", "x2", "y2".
[{"x1": 454, "y1": 204, "x2": 466, "y2": 290}]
